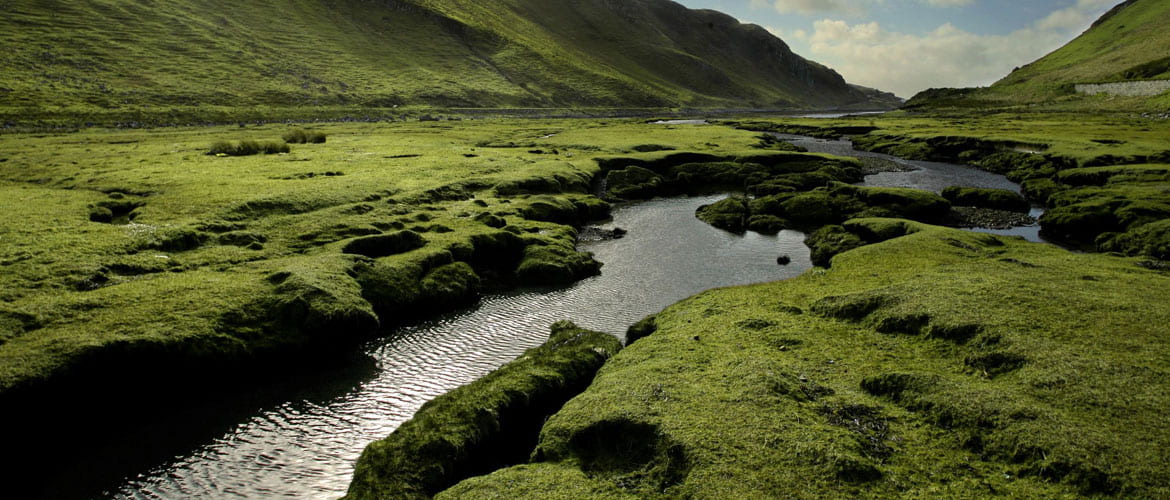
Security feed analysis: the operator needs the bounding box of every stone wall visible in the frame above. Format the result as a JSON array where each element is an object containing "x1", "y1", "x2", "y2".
[{"x1": 1075, "y1": 80, "x2": 1170, "y2": 97}]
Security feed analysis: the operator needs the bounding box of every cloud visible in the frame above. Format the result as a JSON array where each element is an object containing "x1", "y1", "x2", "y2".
[
  {"x1": 764, "y1": 25, "x2": 809, "y2": 41},
  {"x1": 766, "y1": 0, "x2": 859, "y2": 15},
  {"x1": 1036, "y1": 0, "x2": 1118, "y2": 31},
  {"x1": 799, "y1": 1, "x2": 1117, "y2": 97},
  {"x1": 923, "y1": 0, "x2": 974, "y2": 6}
]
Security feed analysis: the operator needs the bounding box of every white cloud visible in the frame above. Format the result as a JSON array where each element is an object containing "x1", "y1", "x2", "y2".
[
  {"x1": 1036, "y1": 0, "x2": 1117, "y2": 31},
  {"x1": 799, "y1": 0, "x2": 1117, "y2": 97},
  {"x1": 768, "y1": 0, "x2": 859, "y2": 15},
  {"x1": 764, "y1": 25, "x2": 809, "y2": 40},
  {"x1": 924, "y1": 0, "x2": 974, "y2": 6}
]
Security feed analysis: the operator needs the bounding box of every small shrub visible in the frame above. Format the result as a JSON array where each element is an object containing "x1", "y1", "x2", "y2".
[
  {"x1": 283, "y1": 128, "x2": 327, "y2": 144},
  {"x1": 208, "y1": 141, "x2": 235, "y2": 156},
  {"x1": 207, "y1": 139, "x2": 290, "y2": 156},
  {"x1": 261, "y1": 141, "x2": 290, "y2": 154},
  {"x1": 282, "y1": 128, "x2": 308, "y2": 144},
  {"x1": 235, "y1": 140, "x2": 261, "y2": 156}
]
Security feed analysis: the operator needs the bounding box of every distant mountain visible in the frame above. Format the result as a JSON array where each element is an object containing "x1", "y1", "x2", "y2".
[
  {"x1": 0, "y1": 0, "x2": 898, "y2": 120},
  {"x1": 905, "y1": 0, "x2": 1170, "y2": 110}
]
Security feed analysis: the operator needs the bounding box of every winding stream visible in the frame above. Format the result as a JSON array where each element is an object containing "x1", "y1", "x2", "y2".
[
  {"x1": 63, "y1": 133, "x2": 1049, "y2": 499},
  {"x1": 105, "y1": 195, "x2": 811, "y2": 499}
]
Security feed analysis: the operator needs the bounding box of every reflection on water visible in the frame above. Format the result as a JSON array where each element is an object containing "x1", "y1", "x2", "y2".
[
  {"x1": 109, "y1": 195, "x2": 810, "y2": 499},
  {"x1": 652, "y1": 119, "x2": 708, "y2": 125},
  {"x1": 773, "y1": 134, "x2": 1048, "y2": 244}
]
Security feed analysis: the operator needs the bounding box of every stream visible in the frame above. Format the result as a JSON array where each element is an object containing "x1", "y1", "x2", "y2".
[
  {"x1": 102, "y1": 194, "x2": 811, "y2": 499},
  {"x1": 68, "y1": 134, "x2": 1047, "y2": 499}
]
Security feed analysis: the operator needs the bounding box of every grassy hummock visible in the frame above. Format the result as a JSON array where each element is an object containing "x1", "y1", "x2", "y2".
[
  {"x1": 941, "y1": 186, "x2": 1029, "y2": 213},
  {"x1": 435, "y1": 221, "x2": 1170, "y2": 498},
  {"x1": 343, "y1": 321, "x2": 622, "y2": 500}
]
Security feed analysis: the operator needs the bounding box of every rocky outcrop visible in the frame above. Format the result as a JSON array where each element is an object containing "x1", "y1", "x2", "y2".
[{"x1": 1074, "y1": 80, "x2": 1170, "y2": 97}]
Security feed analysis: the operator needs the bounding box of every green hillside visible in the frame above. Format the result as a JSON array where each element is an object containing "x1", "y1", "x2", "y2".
[
  {"x1": 906, "y1": 0, "x2": 1170, "y2": 110},
  {"x1": 0, "y1": 0, "x2": 895, "y2": 124},
  {"x1": 995, "y1": 0, "x2": 1170, "y2": 88}
]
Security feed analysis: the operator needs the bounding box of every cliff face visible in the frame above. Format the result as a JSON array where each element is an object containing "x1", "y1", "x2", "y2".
[{"x1": 0, "y1": 0, "x2": 897, "y2": 113}]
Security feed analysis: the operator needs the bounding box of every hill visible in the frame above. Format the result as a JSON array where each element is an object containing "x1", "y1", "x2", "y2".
[
  {"x1": 994, "y1": 0, "x2": 1170, "y2": 89},
  {"x1": 905, "y1": 0, "x2": 1170, "y2": 110},
  {"x1": 0, "y1": 0, "x2": 897, "y2": 124}
]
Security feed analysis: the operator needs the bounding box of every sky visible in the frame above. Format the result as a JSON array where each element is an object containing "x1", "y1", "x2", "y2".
[{"x1": 674, "y1": 0, "x2": 1123, "y2": 97}]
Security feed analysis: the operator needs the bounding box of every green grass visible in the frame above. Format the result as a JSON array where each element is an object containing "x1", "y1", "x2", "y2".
[
  {"x1": 4, "y1": 114, "x2": 1168, "y2": 498},
  {"x1": 995, "y1": 0, "x2": 1170, "y2": 88},
  {"x1": 0, "y1": 118, "x2": 768, "y2": 397},
  {"x1": 439, "y1": 221, "x2": 1170, "y2": 498}
]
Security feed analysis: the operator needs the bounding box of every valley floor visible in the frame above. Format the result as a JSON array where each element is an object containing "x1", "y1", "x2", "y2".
[{"x1": 1, "y1": 112, "x2": 1168, "y2": 498}]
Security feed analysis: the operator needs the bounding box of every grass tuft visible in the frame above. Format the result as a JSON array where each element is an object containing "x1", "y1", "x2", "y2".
[
  {"x1": 283, "y1": 128, "x2": 327, "y2": 144},
  {"x1": 208, "y1": 139, "x2": 290, "y2": 156}
]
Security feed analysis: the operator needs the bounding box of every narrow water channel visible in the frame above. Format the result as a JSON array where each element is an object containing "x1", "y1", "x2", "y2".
[
  {"x1": 773, "y1": 133, "x2": 1048, "y2": 243},
  {"x1": 107, "y1": 194, "x2": 811, "y2": 499}
]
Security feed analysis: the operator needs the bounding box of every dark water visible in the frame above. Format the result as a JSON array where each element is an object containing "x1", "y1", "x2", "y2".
[
  {"x1": 773, "y1": 134, "x2": 1047, "y2": 243},
  {"x1": 107, "y1": 195, "x2": 810, "y2": 499}
]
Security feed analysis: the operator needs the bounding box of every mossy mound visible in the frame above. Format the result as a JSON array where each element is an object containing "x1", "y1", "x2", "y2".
[
  {"x1": 1041, "y1": 185, "x2": 1170, "y2": 245},
  {"x1": 597, "y1": 150, "x2": 863, "y2": 202},
  {"x1": 605, "y1": 166, "x2": 665, "y2": 200},
  {"x1": 695, "y1": 182, "x2": 949, "y2": 238},
  {"x1": 516, "y1": 241, "x2": 602, "y2": 286},
  {"x1": 941, "y1": 186, "x2": 1029, "y2": 212},
  {"x1": 343, "y1": 321, "x2": 621, "y2": 500},
  {"x1": 695, "y1": 197, "x2": 749, "y2": 233},
  {"x1": 1056, "y1": 165, "x2": 1170, "y2": 187},
  {"x1": 517, "y1": 195, "x2": 611, "y2": 226},
  {"x1": 434, "y1": 222, "x2": 1170, "y2": 498},
  {"x1": 1098, "y1": 219, "x2": 1170, "y2": 259},
  {"x1": 805, "y1": 225, "x2": 866, "y2": 267},
  {"x1": 494, "y1": 170, "x2": 593, "y2": 196}
]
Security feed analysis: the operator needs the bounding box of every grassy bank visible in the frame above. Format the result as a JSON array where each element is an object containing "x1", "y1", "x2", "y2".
[
  {"x1": 345, "y1": 321, "x2": 622, "y2": 500},
  {"x1": 433, "y1": 220, "x2": 1170, "y2": 498}
]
